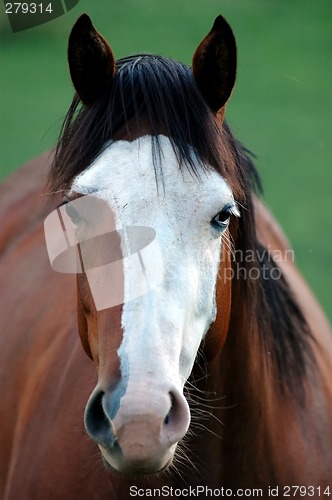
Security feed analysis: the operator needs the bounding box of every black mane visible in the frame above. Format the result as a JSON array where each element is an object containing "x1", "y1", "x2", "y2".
[
  {"x1": 49, "y1": 54, "x2": 245, "y2": 194},
  {"x1": 49, "y1": 53, "x2": 314, "y2": 397}
]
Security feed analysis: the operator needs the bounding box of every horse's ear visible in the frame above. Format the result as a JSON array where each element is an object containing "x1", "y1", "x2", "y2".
[
  {"x1": 192, "y1": 15, "x2": 237, "y2": 114},
  {"x1": 68, "y1": 14, "x2": 116, "y2": 106}
]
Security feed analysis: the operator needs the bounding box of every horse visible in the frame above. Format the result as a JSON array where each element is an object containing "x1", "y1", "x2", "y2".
[{"x1": 1, "y1": 13, "x2": 332, "y2": 499}]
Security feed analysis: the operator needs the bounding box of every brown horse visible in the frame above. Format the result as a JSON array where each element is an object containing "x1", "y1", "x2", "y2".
[{"x1": 1, "y1": 14, "x2": 332, "y2": 499}]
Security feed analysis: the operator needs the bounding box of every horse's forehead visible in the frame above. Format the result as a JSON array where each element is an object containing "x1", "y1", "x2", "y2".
[{"x1": 72, "y1": 135, "x2": 234, "y2": 209}]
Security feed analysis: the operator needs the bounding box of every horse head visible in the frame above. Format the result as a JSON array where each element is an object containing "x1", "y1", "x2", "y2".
[{"x1": 55, "y1": 13, "x2": 239, "y2": 474}]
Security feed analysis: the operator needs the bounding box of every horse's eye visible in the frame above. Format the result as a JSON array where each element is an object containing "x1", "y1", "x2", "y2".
[{"x1": 211, "y1": 210, "x2": 231, "y2": 229}]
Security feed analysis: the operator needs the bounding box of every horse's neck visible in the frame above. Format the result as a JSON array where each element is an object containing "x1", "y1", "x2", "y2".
[{"x1": 190, "y1": 302, "x2": 332, "y2": 488}]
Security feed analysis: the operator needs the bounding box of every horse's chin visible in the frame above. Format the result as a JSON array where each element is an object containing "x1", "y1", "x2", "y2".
[{"x1": 99, "y1": 445, "x2": 175, "y2": 475}]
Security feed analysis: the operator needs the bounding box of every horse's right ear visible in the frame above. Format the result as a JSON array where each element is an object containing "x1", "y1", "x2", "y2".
[
  {"x1": 68, "y1": 14, "x2": 116, "y2": 106},
  {"x1": 192, "y1": 16, "x2": 237, "y2": 115}
]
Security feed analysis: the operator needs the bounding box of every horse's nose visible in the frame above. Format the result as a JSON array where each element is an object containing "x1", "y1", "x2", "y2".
[{"x1": 84, "y1": 385, "x2": 190, "y2": 473}]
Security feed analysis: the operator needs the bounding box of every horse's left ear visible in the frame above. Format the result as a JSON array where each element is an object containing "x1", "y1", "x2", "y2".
[
  {"x1": 68, "y1": 14, "x2": 116, "y2": 106},
  {"x1": 192, "y1": 16, "x2": 237, "y2": 114}
]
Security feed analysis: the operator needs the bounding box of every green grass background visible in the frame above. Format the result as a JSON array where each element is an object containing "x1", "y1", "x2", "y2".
[{"x1": 0, "y1": 0, "x2": 331, "y2": 321}]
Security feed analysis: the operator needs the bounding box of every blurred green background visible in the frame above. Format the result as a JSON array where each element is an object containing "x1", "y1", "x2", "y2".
[{"x1": 0, "y1": 0, "x2": 331, "y2": 321}]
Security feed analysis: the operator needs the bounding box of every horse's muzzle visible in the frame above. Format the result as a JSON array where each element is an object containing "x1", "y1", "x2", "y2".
[{"x1": 84, "y1": 385, "x2": 190, "y2": 474}]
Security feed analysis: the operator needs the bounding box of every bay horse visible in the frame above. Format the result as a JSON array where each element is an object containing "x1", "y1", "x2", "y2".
[{"x1": 1, "y1": 14, "x2": 332, "y2": 499}]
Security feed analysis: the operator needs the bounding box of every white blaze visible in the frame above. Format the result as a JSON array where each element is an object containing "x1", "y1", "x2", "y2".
[{"x1": 72, "y1": 136, "x2": 237, "y2": 395}]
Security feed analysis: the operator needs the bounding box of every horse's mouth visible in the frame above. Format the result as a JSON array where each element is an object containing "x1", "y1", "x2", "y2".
[{"x1": 99, "y1": 445, "x2": 175, "y2": 475}]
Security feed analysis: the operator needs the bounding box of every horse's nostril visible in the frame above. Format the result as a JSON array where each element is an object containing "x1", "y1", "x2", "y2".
[
  {"x1": 163, "y1": 391, "x2": 175, "y2": 425},
  {"x1": 161, "y1": 390, "x2": 190, "y2": 445},
  {"x1": 84, "y1": 389, "x2": 110, "y2": 441}
]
